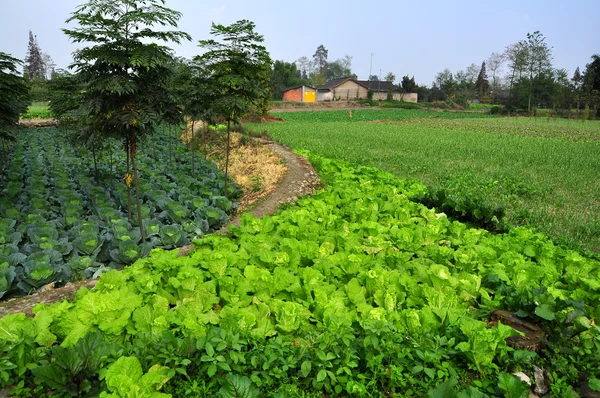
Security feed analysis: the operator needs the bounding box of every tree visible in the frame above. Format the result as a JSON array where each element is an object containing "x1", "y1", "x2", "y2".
[
  {"x1": 196, "y1": 19, "x2": 272, "y2": 196},
  {"x1": 582, "y1": 54, "x2": 600, "y2": 117},
  {"x1": 47, "y1": 69, "x2": 82, "y2": 124},
  {"x1": 63, "y1": 0, "x2": 191, "y2": 240},
  {"x1": 323, "y1": 59, "x2": 352, "y2": 81},
  {"x1": 525, "y1": 31, "x2": 553, "y2": 113},
  {"x1": 24, "y1": 31, "x2": 45, "y2": 80},
  {"x1": 271, "y1": 60, "x2": 302, "y2": 99},
  {"x1": 475, "y1": 61, "x2": 490, "y2": 101},
  {"x1": 295, "y1": 56, "x2": 312, "y2": 80},
  {"x1": 487, "y1": 52, "x2": 505, "y2": 103},
  {"x1": 384, "y1": 72, "x2": 396, "y2": 83},
  {"x1": 0, "y1": 52, "x2": 30, "y2": 177},
  {"x1": 434, "y1": 69, "x2": 455, "y2": 99},
  {"x1": 313, "y1": 45, "x2": 328, "y2": 74},
  {"x1": 368, "y1": 75, "x2": 379, "y2": 81},
  {"x1": 504, "y1": 41, "x2": 529, "y2": 96},
  {"x1": 400, "y1": 75, "x2": 417, "y2": 93}
]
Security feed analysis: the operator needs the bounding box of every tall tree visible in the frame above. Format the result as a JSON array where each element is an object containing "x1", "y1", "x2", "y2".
[
  {"x1": 384, "y1": 72, "x2": 396, "y2": 83},
  {"x1": 196, "y1": 20, "x2": 272, "y2": 196},
  {"x1": 312, "y1": 45, "x2": 328, "y2": 74},
  {"x1": 475, "y1": 61, "x2": 490, "y2": 101},
  {"x1": 434, "y1": 69, "x2": 455, "y2": 99},
  {"x1": 24, "y1": 31, "x2": 45, "y2": 80},
  {"x1": 525, "y1": 31, "x2": 553, "y2": 113},
  {"x1": 400, "y1": 75, "x2": 417, "y2": 93},
  {"x1": 323, "y1": 59, "x2": 352, "y2": 81},
  {"x1": 63, "y1": 0, "x2": 191, "y2": 240},
  {"x1": 504, "y1": 41, "x2": 529, "y2": 95},
  {"x1": 582, "y1": 54, "x2": 600, "y2": 117},
  {"x1": 487, "y1": 52, "x2": 505, "y2": 103},
  {"x1": 0, "y1": 52, "x2": 30, "y2": 176}
]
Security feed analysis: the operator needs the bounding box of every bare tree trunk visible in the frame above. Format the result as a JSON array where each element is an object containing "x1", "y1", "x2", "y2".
[
  {"x1": 125, "y1": 139, "x2": 132, "y2": 221},
  {"x1": 169, "y1": 125, "x2": 173, "y2": 169},
  {"x1": 224, "y1": 117, "x2": 231, "y2": 197},
  {"x1": 191, "y1": 120, "x2": 195, "y2": 178},
  {"x1": 130, "y1": 136, "x2": 146, "y2": 241},
  {"x1": 92, "y1": 142, "x2": 99, "y2": 181}
]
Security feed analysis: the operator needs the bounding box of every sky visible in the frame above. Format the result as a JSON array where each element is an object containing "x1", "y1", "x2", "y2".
[{"x1": 1, "y1": 0, "x2": 598, "y2": 86}]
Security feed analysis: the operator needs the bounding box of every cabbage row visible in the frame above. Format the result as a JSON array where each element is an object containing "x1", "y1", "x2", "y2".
[
  {"x1": 0, "y1": 128, "x2": 239, "y2": 298},
  {"x1": 1, "y1": 153, "x2": 599, "y2": 396}
]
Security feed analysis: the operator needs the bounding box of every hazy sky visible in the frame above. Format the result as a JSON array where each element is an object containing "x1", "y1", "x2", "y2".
[{"x1": 1, "y1": 0, "x2": 598, "y2": 85}]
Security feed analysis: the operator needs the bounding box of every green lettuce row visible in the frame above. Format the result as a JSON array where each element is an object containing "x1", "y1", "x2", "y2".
[{"x1": 1, "y1": 153, "x2": 599, "y2": 396}]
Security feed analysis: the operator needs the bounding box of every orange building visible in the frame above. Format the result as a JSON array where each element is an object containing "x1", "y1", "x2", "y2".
[{"x1": 281, "y1": 85, "x2": 317, "y2": 102}]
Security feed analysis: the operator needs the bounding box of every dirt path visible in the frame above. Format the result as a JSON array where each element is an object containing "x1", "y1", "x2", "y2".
[
  {"x1": 0, "y1": 140, "x2": 320, "y2": 317},
  {"x1": 227, "y1": 140, "x2": 320, "y2": 227}
]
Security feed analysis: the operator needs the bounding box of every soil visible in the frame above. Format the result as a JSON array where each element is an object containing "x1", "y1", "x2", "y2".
[
  {"x1": 0, "y1": 138, "x2": 320, "y2": 317},
  {"x1": 18, "y1": 118, "x2": 58, "y2": 127}
]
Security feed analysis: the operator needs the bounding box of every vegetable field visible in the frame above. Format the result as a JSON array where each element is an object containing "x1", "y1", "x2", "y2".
[
  {"x1": 0, "y1": 128, "x2": 238, "y2": 299},
  {"x1": 263, "y1": 110, "x2": 600, "y2": 254},
  {"x1": 2, "y1": 153, "x2": 599, "y2": 396}
]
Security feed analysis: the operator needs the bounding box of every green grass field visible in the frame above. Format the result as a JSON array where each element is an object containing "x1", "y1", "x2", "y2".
[
  {"x1": 261, "y1": 110, "x2": 600, "y2": 254},
  {"x1": 20, "y1": 102, "x2": 53, "y2": 119}
]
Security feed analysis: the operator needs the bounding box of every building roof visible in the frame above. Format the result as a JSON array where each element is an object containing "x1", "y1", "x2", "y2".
[
  {"x1": 281, "y1": 85, "x2": 316, "y2": 93},
  {"x1": 357, "y1": 80, "x2": 396, "y2": 92},
  {"x1": 317, "y1": 78, "x2": 369, "y2": 91}
]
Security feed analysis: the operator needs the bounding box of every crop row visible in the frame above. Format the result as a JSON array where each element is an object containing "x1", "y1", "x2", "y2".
[
  {"x1": 272, "y1": 108, "x2": 494, "y2": 123},
  {"x1": 0, "y1": 127, "x2": 239, "y2": 298},
  {"x1": 1, "y1": 153, "x2": 599, "y2": 396}
]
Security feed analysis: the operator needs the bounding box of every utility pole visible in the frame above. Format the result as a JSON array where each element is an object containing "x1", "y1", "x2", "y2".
[
  {"x1": 379, "y1": 68, "x2": 381, "y2": 90},
  {"x1": 369, "y1": 53, "x2": 373, "y2": 82}
]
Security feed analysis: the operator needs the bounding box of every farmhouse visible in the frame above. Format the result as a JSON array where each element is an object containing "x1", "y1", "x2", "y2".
[
  {"x1": 316, "y1": 78, "x2": 418, "y2": 102},
  {"x1": 281, "y1": 85, "x2": 317, "y2": 102}
]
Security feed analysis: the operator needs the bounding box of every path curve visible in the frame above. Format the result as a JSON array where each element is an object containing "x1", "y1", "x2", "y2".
[{"x1": 0, "y1": 140, "x2": 321, "y2": 317}]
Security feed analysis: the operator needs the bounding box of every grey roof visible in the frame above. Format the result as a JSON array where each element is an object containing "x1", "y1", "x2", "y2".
[{"x1": 357, "y1": 80, "x2": 396, "y2": 92}]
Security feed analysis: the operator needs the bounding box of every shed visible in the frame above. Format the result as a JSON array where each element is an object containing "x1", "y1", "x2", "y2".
[
  {"x1": 317, "y1": 78, "x2": 369, "y2": 101},
  {"x1": 281, "y1": 85, "x2": 317, "y2": 102}
]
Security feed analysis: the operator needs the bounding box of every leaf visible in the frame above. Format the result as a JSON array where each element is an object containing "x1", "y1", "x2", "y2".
[
  {"x1": 498, "y1": 373, "x2": 530, "y2": 398},
  {"x1": 428, "y1": 378, "x2": 458, "y2": 398},
  {"x1": 534, "y1": 304, "x2": 555, "y2": 321},
  {"x1": 589, "y1": 378, "x2": 600, "y2": 392},
  {"x1": 301, "y1": 360, "x2": 312, "y2": 378},
  {"x1": 217, "y1": 374, "x2": 259, "y2": 398},
  {"x1": 316, "y1": 369, "x2": 327, "y2": 383}
]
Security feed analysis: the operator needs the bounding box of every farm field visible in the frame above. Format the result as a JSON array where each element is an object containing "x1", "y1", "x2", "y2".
[
  {"x1": 20, "y1": 102, "x2": 53, "y2": 120},
  {"x1": 0, "y1": 127, "x2": 238, "y2": 299},
  {"x1": 2, "y1": 153, "x2": 599, "y2": 396},
  {"x1": 265, "y1": 110, "x2": 600, "y2": 255}
]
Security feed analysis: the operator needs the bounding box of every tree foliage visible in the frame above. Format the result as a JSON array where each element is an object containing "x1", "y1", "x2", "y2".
[
  {"x1": 0, "y1": 52, "x2": 30, "y2": 137},
  {"x1": 24, "y1": 31, "x2": 45, "y2": 81},
  {"x1": 195, "y1": 19, "x2": 272, "y2": 195},
  {"x1": 63, "y1": 0, "x2": 191, "y2": 239}
]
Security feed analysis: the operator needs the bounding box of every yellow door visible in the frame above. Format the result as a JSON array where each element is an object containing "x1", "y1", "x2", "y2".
[{"x1": 304, "y1": 90, "x2": 316, "y2": 102}]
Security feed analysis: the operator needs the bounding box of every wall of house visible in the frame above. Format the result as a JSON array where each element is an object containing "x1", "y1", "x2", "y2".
[
  {"x1": 331, "y1": 80, "x2": 369, "y2": 100},
  {"x1": 282, "y1": 88, "x2": 302, "y2": 102},
  {"x1": 372, "y1": 92, "x2": 418, "y2": 102}
]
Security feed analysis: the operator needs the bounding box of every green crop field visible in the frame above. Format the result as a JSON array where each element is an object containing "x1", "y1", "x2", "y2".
[
  {"x1": 20, "y1": 102, "x2": 54, "y2": 119},
  {"x1": 263, "y1": 110, "x2": 600, "y2": 255}
]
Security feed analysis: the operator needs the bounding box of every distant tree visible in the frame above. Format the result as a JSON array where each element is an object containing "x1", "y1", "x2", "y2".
[
  {"x1": 63, "y1": 0, "x2": 191, "y2": 239},
  {"x1": 295, "y1": 56, "x2": 313, "y2": 80},
  {"x1": 572, "y1": 66, "x2": 584, "y2": 111},
  {"x1": 323, "y1": 59, "x2": 352, "y2": 81},
  {"x1": 312, "y1": 45, "x2": 328, "y2": 74},
  {"x1": 582, "y1": 54, "x2": 600, "y2": 117},
  {"x1": 504, "y1": 41, "x2": 529, "y2": 95},
  {"x1": 525, "y1": 31, "x2": 553, "y2": 113},
  {"x1": 41, "y1": 52, "x2": 56, "y2": 80},
  {"x1": 339, "y1": 55, "x2": 353, "y2": 72},
  {"x1": 271, "y1": 60, "x2": 302, "y2": 99},
  {"x1": 24, "y1": 31, "x2": 45, "y2": 80},
  {"x1": 196, "y1": 19, "x2": 272, "y2": 196},
  {"x1": 434, "y1": 69, "x2": 455, "y2": 99},
  {"x1": 487, "y1": 52, "x2": 505, "y2": 103},
  {"x1": 384, "y1": 72, "x2": 396, "y2": 83},
  {"x1": 475, "y1": 61, "x2": 490, "y2": 101},
  {"x1": 400, "y1": 75, "x2": 417, "y2": 93},
  {"x1": 368, "y1": 74, "x2": 379, "y2": 81}
]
